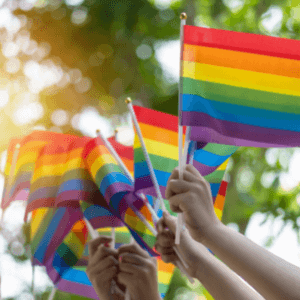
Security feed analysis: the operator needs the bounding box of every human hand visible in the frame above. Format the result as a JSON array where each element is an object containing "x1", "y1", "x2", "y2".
[
  {"x1": 165, "y1": 165, "x2": 222, "y2": 244},
  {"x1": 117, "y1": 242, "x2": 161, "y2": 300},
  {"x1": 155, "y1": 211, "x2": 211, "y2": 278},
  {"x1": 86, "y1": 236, "x2": 124, "y2": 300}
]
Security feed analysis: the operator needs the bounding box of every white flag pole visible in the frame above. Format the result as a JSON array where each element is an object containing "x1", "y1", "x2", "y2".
[
  {"x1": 126, "y1": 98, "x2": 166, "y2": 212},
  {"x1": 48, "y1": 287, "x2": 57, "y2": 300},
  {"x1": 126, "y1": 98, "x2": 194, "y2": 283},
  {"x1": 176, "y1": 12, "x2": 187, "y2": 245}
]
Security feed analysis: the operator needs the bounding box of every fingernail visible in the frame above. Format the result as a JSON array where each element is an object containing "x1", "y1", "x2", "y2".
[
  {"x1": 119, "y1": 256, "x2": 123, "y2": 262},
  {"x1": 104, "y1": 242, "x2": 110, "y2": 247}
]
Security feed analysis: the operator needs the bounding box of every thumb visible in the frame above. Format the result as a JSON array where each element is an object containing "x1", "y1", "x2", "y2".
[{"x1": 162, "y1": 211, "x2": 177, "y2": 233}]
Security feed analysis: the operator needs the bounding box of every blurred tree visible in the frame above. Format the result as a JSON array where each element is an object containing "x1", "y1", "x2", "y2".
[{"x1": 1, "y1": 0, "x2": 300, "y2": 299}]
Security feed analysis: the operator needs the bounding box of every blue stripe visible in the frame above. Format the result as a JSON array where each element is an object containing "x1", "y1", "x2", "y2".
[
  {"x1": 193, "y1": 149, "x2": 231, "y2": 167},
  {"x1": 83, "y1": 205, "x2": 112, "y2": 220},
  {"x1": 100, "y1": 172, "x2": 132, "y2": 196},
  {"x1": 210, "y1": 183, "x2": 220, "y2": 197},
  {"x1": 135, "y1": 163, "x2": 171, "y2": 188},
  {"x1": 59, "y1": 264, "x2": 91, "y2": 285},
  {"x1": 34, "y1": 208, "x2": 66, "y2": 262},
  {"x1": 57, "y1": 179, "x2": 95, "y2": 193},
  {"x1": 181, "y1": 94, "x2": 300, "y2": 132}
]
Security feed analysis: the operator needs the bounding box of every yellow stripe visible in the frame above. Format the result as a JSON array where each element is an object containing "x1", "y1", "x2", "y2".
[
  {"x1": 135, "y1": 137, "x2": 179, "y2": 161},
  {"x1": 125, "y1": 214, "x2": 153, "y2": 235},
  {"x1": 64, "y1": 231, "x2": 83, "y2": 255},
  {"x1": 31, "y1": 208, "x2": 49, "y2": 238},
  {"x1": 214, "y1": 207, "x2": 223, "y2": 220},
  {"x1": 31, "y1": 157, "x2": 85, "y2": 181},
  {"x1": 183, "y1": 60, "x2": 300, "y2": 97},
  {"x1": 90, "y1": 154, "x2": 117, "y2": 179},
  {"x1": 216, "y1": 160, "x2": 228, "y2": 171},
  {"x1": 158, "y1": 270, "x2": 173, "y2": 285}
]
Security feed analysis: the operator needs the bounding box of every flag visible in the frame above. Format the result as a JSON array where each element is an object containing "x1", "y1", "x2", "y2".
[
  {"x1": 133, "y1": 105, "x2": 235, "y2": 220},
  {"x1": 180, "y1": 25, "x2": 300, "y2": 147},
  {"x1": 83, "y1": 137, "x2": 157, "y2": 255}
]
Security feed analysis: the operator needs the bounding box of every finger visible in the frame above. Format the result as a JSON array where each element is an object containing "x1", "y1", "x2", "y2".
[
  {"x1": 88, "y1": 236, "x2": 112, "y2": 257},
  {"x1": 87, "y1": 255, "x2": 119, "y2": 275},
  {"x1": 185, "y1": 164, "x2": 204, "y2": 178},
  {"x1": 119, "y1": 261, "x2": 143, "y2": 274},
  {"x1": 118, "y1": 242, "x2": 149, "y2": 259},
  {"x1": 156, "y1": 231, "x2": 174, "y2": 248},
  {"x1": 165, "y1": 179, "x2": 194, "y2": 200},
  {"x1": 161, "y1": 254, "x2": 178, "y2": 264},
  {"x1": 119, "y1": 253, "x2": 150, "y2": 267},
  {"x1": 162, "y1": 211, "x2": 177, "y2": 233},
  {"x1": 89, "y1": 245, "x2": 118, "y2": 265},
  {"x1": 118, "y1": 272, "x2": 134, "y2": 288},
  {"x1": 167, "y1": 192, "x2": 191, "y2": 213},
  {"x1": 155, "y1": 244, "x2": 175, "y2": 256}
]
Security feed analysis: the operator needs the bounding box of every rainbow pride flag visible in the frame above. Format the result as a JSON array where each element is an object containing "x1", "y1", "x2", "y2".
[
  {"x1": 82, "y1": 137, "x2": 157, "y2": 255},
  {"x1": 180, "y1": 25, "x2": 300, "y2": 148},
  {"x1": 1, "y1": 131, "x2": 133, "y2": 219},
  {"x1": 30, "y1": 207, "x2": 84, "y2": 266},
  {"x1": 133, "y1": 105, "x2": 234, "y2": 220},
  {"x1": 44, "y1": 227, "x2": 174, "y2": 299}
]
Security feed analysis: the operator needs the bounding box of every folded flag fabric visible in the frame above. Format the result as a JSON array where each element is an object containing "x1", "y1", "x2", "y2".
[
  {"x1": 1, "y1": 131, "x2": 133, "y2": 221},
  {"x1": 83, "y1": 137, "x2": 157, "y2": 255},
  {"x1": 180, "y1": 25, "x2": 300, "y2": 147},
  {"x1": 30, "y1": 207, "x2": 85, "y2": 267},
  {"x1": 133, "y1": 105, "x2": 235, "y2": 220}
]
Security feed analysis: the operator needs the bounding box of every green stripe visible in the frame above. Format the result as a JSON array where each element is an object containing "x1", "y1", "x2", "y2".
[
  {"x1": 203, "y1": 143, "x2": 238, "y2": 156},
  {"x1": 182, "y1": 77, "x2": 300, "y2": 114},
  {"x1": 31, "y1": 209, "x2": 56, "y2": 253},
  {"x1": 95, "y1": 163, "x2": 124, "y2": 186},
  {"x1": 204, "y1": 170, "x2": 225, "y2": 183},
  {"x1": 57, "y1": 242, "x2": 79, "y2": 266},
  {"x1": 135, "y1": 148, "x2": 178, "y2": 173}
]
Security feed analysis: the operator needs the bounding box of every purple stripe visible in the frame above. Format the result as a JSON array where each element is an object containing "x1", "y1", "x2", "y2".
[
  {"x1": 43, "y1": 208, "x2": 83, "y2": 263},
  {"x1": 88, "y1": 215, "x2": 124, "y2": 228},
  {"x1": 28, "y1": 186, "x2": 59, "y2": 204},
  {"x1": 55, "y1": 190, "x2": 95, "y2": 206},
  {"x1": 135, "y1": 176, "x2": 166, "y2": 198},
  {"x1": 2, "y1": 181, "x2": 30, "y2": 209},
  {"x1": 56, "y1": 278, "x2": 98, "y2": 299},
  {"x1": 104, "y1": 182, "x2": 133, "y2": 203},
  {"x1": 182, "y1": 111, "x2": 300, "y2": 147},
  {"x1": 193, "y1": 160, "x2": 220, "y2": 176}
]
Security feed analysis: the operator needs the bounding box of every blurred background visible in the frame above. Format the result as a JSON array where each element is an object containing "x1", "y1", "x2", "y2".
[{"x1": 0, "y1": 0, "x2": 300, "y2": 299}]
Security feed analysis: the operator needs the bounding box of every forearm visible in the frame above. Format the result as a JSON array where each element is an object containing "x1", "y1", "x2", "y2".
[
  {"x1": 203, "y1": 223, "x2": 300, "y2": 300},
  {"x1": 195, "y1": 249, "x2": 265, "y2": 300}
]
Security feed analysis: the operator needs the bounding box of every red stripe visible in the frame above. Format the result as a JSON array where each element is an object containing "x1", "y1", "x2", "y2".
[
  {"x1": 218, "y1": 180, "x2": 228, "y2": 197},
  {"x1": 133, "y1": 106, "x2": 178, "y2": 132},
  {"x1": 183, "y1": 25, "x2": 300, "y2": 61},
  {"x1": 108, "y1": 137, "x2": 133, "y2": 161}
]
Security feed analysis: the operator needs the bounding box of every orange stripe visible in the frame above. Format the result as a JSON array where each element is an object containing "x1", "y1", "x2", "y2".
[
  {"x1": 157, "y1": 258, "x2": 175, "y2": 273},
  {"x1": 183, "y1": 44, "x2": 300, "y2": 79},
  {"x1": 122, "y1": 157, "x2": 134, "y2": 173},
  {"x1": 139, "y1": 123, "x2": 179, "y2": 146},
  {"x1": 214, "y1": 194, "x2": 225, "y2": 211},
  {"x1": 86, "y1": 145, "x2": 110, "y2": 167}
]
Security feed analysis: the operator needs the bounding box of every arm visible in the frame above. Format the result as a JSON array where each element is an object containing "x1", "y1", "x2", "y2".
[
  {"x1": 155, "y1": 213, "x2": 265, "y2": 300},
  {"x1": 165, "y1": 165, "x2": 300, "y2": 300},
  {"x1": 117, "y1": 242, "x2": 162, "y2": 300},
  {"x1": 86, "y1": 236, "x2": 124, "y2": 300}
]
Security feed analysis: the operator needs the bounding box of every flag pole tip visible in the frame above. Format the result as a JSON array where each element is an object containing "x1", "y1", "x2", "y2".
[
  {"x1": 96, "y1": 129, "x2": 100, "y2": 134},
  {"x1": 114, "y1": 129, "x2": 119, "y2": 134},
  {"x1": 15, "y1": 143, "x2": 21, "y2": 149},
  {"x1": 125, "y1": 97, "x2": 131, "y2": 104},
  {"x1": 180, "y1": 12, "x2": 187, "y2": 20}
]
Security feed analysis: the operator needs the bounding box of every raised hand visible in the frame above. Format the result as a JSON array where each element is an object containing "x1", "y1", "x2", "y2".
[
  {"x1": 86, "y1": 236, "x2": 124, "y2": 300},
  {"x1": 165, "y1": 164, "x2": 221, "y2": 243},
  {"x1": 117, "y1": 242, "x2": 161, "y2": 300}
]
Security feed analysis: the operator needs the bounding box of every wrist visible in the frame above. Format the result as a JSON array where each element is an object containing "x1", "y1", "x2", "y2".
[{"x1": 200, "y1": 221, "x2": 226, "y2": 248}]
